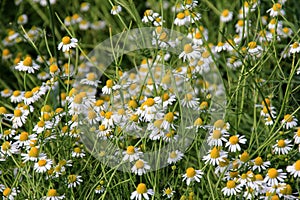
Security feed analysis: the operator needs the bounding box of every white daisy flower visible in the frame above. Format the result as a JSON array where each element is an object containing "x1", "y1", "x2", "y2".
[
  {"x1": 1, "y1": 187, "x2": 18, "y2": 200},
  {"x1": 111, "y1": 5, "x2": 122, "y2": 15},
  {"x1": 267, "y1": 3, "x2": 285, "y2": 17},
  {"x1": 71, "y1": 147, "x2": 86, "y2": 158},
  {"x1": 130, "y1": 183, "x2": 154, "y2": 200},
  {"x1": 167, "y1": 150, "x2": 184, "y2": 164},
  {"x1": 1, "y1": 141, "x2": 19, "y2": 156},
  {"x1": 221, "y1": 180, "x2": 242, "y2": 196},
  {"x1": 163, "y1": 187, "x2": 175, "y2": 198},
  {"x1": 15, "y1": 56, "x2": 40, "y2": 73},
  {"x1": 225, "y1": 135, "x2": 247, "y2": 152},
  {"x1": 179, "y1": 44, "x2": 201, "y2": 62},
  {"x1": 131, "y1": 159, "x2": 151, "y2": 176},
  {"x1": 180, "y1": 93, "x2": 199, "y2": 109},
  {"x1": 289, "y1": 42, "x2": 300, "y2": 54},
  {"x1": 251, "y1": 156, "x2": 271, "y2": 172},
  {"x1": 43, "y1": 189, "x2": 65, "y2": 200},
  {"x1": 220, "y1": 9, "x2": 233, "y2": 23},
  {"x1": 21, "y1": 146, "x2": 46, "y2": 162},
  {"x1": 1, "y1": 88, "x2": 12, "y2": 98},
  {"x1": 207, "y1": 129, "x2": 229, "y2": 147},
  {"x1": 264, "y1": 168, "x2": 287, "y2": 186},
  {"x1": 67, "y1": 174, "x2": 83, "y2": 188},
  {"x1": 247, "y1": 41, "x2": 263, "y2": 56},
  {"x1": 286, "y1": 160, "x2": 300, "y2": 178},
  {"x1": 273, "y1": 139, "x2": 293, "y2": 155},
  {"x1": 215, "y1": 42, "x2": 227, "y2": 52},
  {"x1": 122, "y1": 146, "x2": 143, "y2": 162},
  {"x1": 182, "y1": 167, "x2": 203, "y2": 185},
  {"x1": 142, "y1": 10, "x2": 154, "y2": 23},
  {"x1": 174, "y1": 12, "x2": 186, "y2": 26},
  {"x1": 293, "y1": 128, "x2": 300, "y2": 144},
  {"x1": 202, "y1": 147, "x2": 227, "y2": 166},
  {"x1": 13, "y1": 132, "x2": 37, "y2": 148},
  {"x1": 57, "y1": 36, "x2": 78, "y2": 52},
  {"x1": 281, "y1": 114, "x2": 298, "y2": 129},
  {"x1": 34, "y1": 158, "x2": 53, "y2": 173}
]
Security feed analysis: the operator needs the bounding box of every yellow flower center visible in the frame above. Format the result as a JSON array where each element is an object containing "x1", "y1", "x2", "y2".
[
  {"x1": 184, "y1": 44, "x2": 193, "y2": 54},
  {"x1": 130, "y1": 114, "x2": 139, "y2": 122},
  {"x1": 270, "y1": 195, "x2": 279, "y2": 200},
  {"x1": 217, "y1": 42, "x2": 224, "y2": 47},
  {"x1": 144, "y1": 98, "x2": 155, "y2": 107},
  {"x1": 3, "y1": 49, "x2": 10, "y2": 56},
  {"x1": 24, "y1": 91, "x2": 33, "y2": 98},
  {"x1": 87, "y1": 73, "x2": 96, "y2": 81},
  {"x1": 255, "y1": 174, "x2": 263, "y2": 181},
  {"x1": 165, "y1": 188, "x2": 172, "y2": 195},
  {"x1": 212, "y1": 130, "x2": 222, "y2": 139},
  {"x1": 237, "y1": 20, "x2": 244, "y2": 27},
  {"x1": 194, "y1": 118, "x2": 203, "y2": 126},
  {"x1": 268, "y1": 168, "x2": 278, "y2": 179},
  {"x1": 185, "y1": 93, "x2": 193, "y2": 101},
  {"x1": 229, "y1": 171, "x2": 239, "y2": 178},
  {"x1": 29, "y1": 147, "x2": 39, "y2": 157},
  {"x1": 0, "y1": 107, "x2": 7, "y2": 114},
  {"x1": 292, "y1": 42, "x2": 299, "y2": 49},
  {"x1": 277, "y1": 139, "x2": 286, "y2": 148},
  {"x1": 210, "y1": 147, "x2": 220, "y2": 158},
  {"x1": 177, "y1": 12, "x2": 185, "y2": 19},
  {"x1": 49, "y1": 64, "x2": 59, "y2": 73},
  {"x1": 222, "y1": 9, "x2": 229, "y2": 17},
  {"x1": 229, "y1": 135, "x2": 239, "y2": 145},
  {"x1": 272, "y1": 3, "x2": 281, "y2": 11},
  {"x1": 214, "y1": 119, "x2": 225, "y2": 129},
  {"x1": 4, "y1": 130, "x2": 11, "y2": 136},
  {"x1": 2, "y1": 141, "x2": 10, "y2": 151},
  {"x1": 68, "y1": 175, "x2": 77, "y2": 183},
  {"x1": 169, "y1": 151, "x2": 177, "y2": 159},
  {"x1": 135, "y1": 160, "x2": 145, "y2": 169},
  {"x1": 284, "y1": 114, "x2": 293, "y2": 122},
  {"x1": 136, "y1": 183, "x2": 147, "y2": 194},
  {"x1": 74, "y1": 147, "x2": 81, "y2": 153},
  {"x1": 20, "y1": 132, "x2": 29, "y2": 141},
  {"x1": 219, "y1": 158, "x2": 229, "y2": 167},
  {"x1": 186, "y1": 167, "x2": 196, "y2": 178},
  {"x1": 3, "y1": 188, "x2": 11, "y2": 197},
  {"x1": 105, "y1": 111, "x2": 113, "y2": 119},
  {"x1": 254, "y1": 157, "x2": 263, "y2": 165},
  {"x1": 226, "y1": 180, "x2": 236, "y2": 189},
  {"x1": 73, "y1": 94, "x2": 83, "y2": 104},
  {"x1": 240, "y1": 151, "x2": 249, "y2": 162},
  {"x1": 126, "y1": 146, "x2": 135, "y2": 155},
  {"x1": 199, "y1": 101, "x2": 208, "y2": 110},
  {"x1": 47, "y1": 189, "x2": 57, "y2": 197},
  {"x1": 38, "y1": 159, "x2": 47, "y2": 166},
  {"x1": 62, "y1": 36, "x2": 71, "y2": 45},
  {"x1": 128, "y1": 100, "x2": 138, "y2": 109},
  {"x1": 164, "y1": 112, "x2": 174, "y2": 123},
  {"x1": 195, "y1": 32, "x2": 202, "y2": 39},
  {"x1": 159, "y1": 32, "x2": 168, "y2": 41},
  {"x1": 154, "y1": 119, "x2": 163, "y2": 128},
  {"x1": 144, "y1": 9, "x2": 152, "y2": 16},
  {"x1": 87, "y1": 110, "x2": 96, "y2": 120},
  {"x1": 248, "y1": 41, "x2": 257, "y2": 49},
  {"x1": 23, "y1": 56, "x2": 33, "y2": 66},
  {"x1": 294, "y1": 160, "x2": 300, "y2": 171},
  {"x1": 106, "y1": 80, "x2": 113, "y2": 88},
  {"x1": 262, "y1": 98, "x2": 271, "y2": 106}
]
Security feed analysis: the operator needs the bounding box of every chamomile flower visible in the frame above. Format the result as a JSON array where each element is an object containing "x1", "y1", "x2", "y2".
[
  {"x1": 130, "y1": 183, "x2": 154, "y2": 200},
  {"x1": 122, "y1": 146, "x2": 143, "y2": 162},
  {"x1": 71, "y1": 147, "x2": 86, "y2": 158},
  {"x1": 221, "y1": 180, "x2": 242, "y2": 196},
  {"x1": 215, "y1": 41, "x2": 227, "y2": 52},
  {"x1": 11, "y1": 109, "x2": 28, "y2": 128},
  {"x1": 247, "y1": 41, "x2": 262, "y2": 56},
  {"x1": 131, "y1": 159, "x2": 151, "y2": 176},
  {"x1": 102, "y1": 79, "x2": 120, "y2": 94},
  {"x1": 273, "y1": 139, "x2": 293, "y2": 155},
  {"x1": 264, "y1": 168, "x2": 287, "y2": 186},
  {"x1": 167, "y1": 150, "x2": 184, "y2": 164},
  {"x1": 67, "y1": 174, "x2": 83, "y2": 188},
  {"x1": 2, "y1": 48, "x2": 12, "y2": 60},
  {"x1": 174, "y1": 12, "x2": 186, "y2": 26},
  {"x1": 34, "y1": 158, "x2": 53, "y2": 173},
  {"x1": 180, "y1": 93, "x2": 199, "y2": 108},
  {"x1": 225, "y1": 135, "x2": 247, "y2": 152},
  {"x1": 267, "y1": 3, "x2": 285, "y2": 17},
  {"x1": 80, "y1": 2, "x2": 90, "y2": 12},
  {"x1": 111, "y1": 5, "x2": 122, "y2": 15},
  {"x1": 15, "y1": 56, "x2": 40, "y2": 73},
  {"x1": 203, "y1": 147, "x2": 228, "y2": 166},
  {"x1": 142, "y1": 9, "x2": 154, "y2": 23},
  {"x1": 251, "y1": 156, "x2": 271, "y2": 172},
  {"x1": 1, "y1": 187, "x2": 18, "y2": 200},
  {"x1": 43, "y1": 189, "x2": 65, "y2": 200},
  {"x1": 286, "y1": 160, "x2": 300, "y2": 178},
  {"x1": 207, "y1": 129, "x2": 229, "y2": 147},
  {"x1": 220, "y1": 9, "x2": 233, "y2": 23},
  {"x1": 1, "y1": 88, "x2": 12, "y2": 98},
  {"x1": 0, "y1": 129, "x2": 16, "y2": 140},
  {"x1": 1, "y1": 141, "x2": 19, "y2": 156},
  {"x1": 57, "y1": 36, "x2": 78, "y2": 52},
  {"x1": 293, "y1": 128, "x2": 300, "y2": 144},
  {"x1": 281, "y1": 114, "x2": 298, "y2": 129},
  {"x1": 21, "y1": 146, "x2": 46, "y2": 162},
  {"x1": 163, "y1": 187, "x2": 175, "y2": 198},
  {"x1": 17, "y1": 14, "x2": 28, "y2": 25},
  {"x1": 289, "y1": 42, "x2": 300, "y2": 54},
  {"x1": 179, "y1": 44, "x2": 201, "y2": 62},
  {"x1": 182, "y1": 167, "x2": 204, "y2": 185},
  {"x1": 95, "y1": 185, "x2": 105, "y2": 194}
]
